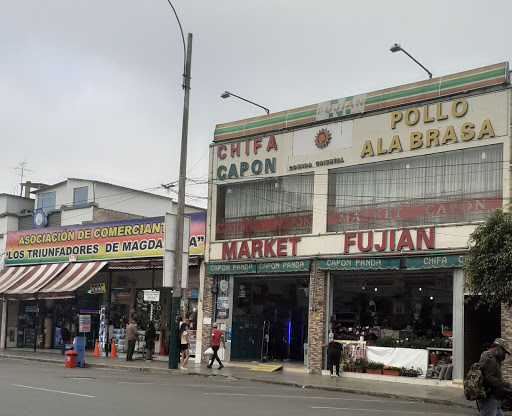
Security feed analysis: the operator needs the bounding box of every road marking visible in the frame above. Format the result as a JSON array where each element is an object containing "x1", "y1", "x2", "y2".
[
  {"x1": 12, "y1": 384, "x2": 95, "y2": 398},
  {"x1": 203, "y1": 392, "x2": 412, "y2": 403},
  {"x1": 118, "y1": 381, "x2": 252, "y2": 389},
  {"x1": 311, "y1": 406, "x2": 459, "y2": 415},
  {"x1": 119, "y1": 381, "x2": 159, "y2": 385}
]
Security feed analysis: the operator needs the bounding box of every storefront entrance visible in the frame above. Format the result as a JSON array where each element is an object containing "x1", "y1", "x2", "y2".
[
  {"x1": 231, "y1": 276, "x2": 309, "y2": 364},
  {"x1": 330, "y1": 270, "x2": 454, "y2": 342}
]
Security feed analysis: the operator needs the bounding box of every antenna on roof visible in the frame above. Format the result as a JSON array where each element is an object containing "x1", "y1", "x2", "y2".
[{"x1": 15, "y1": 161, "x2": 33, "y2": 197}]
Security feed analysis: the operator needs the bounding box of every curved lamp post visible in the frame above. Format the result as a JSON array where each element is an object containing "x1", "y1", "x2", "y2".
[
  {"x1": 221, "y1": 91, "x2": 270, "y2": 114},
  {"x1": 390, "y1": 43, "x2": 432, "y2": 79}
]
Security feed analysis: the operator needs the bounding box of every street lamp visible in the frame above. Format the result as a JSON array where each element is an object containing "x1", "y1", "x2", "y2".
[
  {"x1": 390, "y1": 43, "x2": 433, "y2": 79},
  {"x1": 221, "y1": 91, "x2": 270, "y2": 114}
]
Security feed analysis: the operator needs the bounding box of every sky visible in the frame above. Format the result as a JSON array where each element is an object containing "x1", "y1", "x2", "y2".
[{"x1": 2, "y1": 0, "x2": 511, "y2": 209}]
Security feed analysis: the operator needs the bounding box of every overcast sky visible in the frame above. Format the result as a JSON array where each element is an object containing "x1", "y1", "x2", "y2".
[{"x1": 2, "y1": 0, "x2": 510, "y2": 208}]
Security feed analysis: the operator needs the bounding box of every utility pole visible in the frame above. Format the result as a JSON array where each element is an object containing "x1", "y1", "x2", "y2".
[{"x1": 169, "y1": 33, "x2": 192, "y2": 369}]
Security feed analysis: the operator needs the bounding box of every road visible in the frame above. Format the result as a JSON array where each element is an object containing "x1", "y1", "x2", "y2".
[{"x1": 0, "y1": 359, "x2": 474, "y2": 416}]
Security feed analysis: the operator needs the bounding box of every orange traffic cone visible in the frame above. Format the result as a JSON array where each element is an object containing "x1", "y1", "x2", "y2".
[
  {"x1": 93, "y1": 339, "x2": 100, "y2": 356},
  {"x1": 110, "y1": 340, "x2": 117, "y2": 358}
]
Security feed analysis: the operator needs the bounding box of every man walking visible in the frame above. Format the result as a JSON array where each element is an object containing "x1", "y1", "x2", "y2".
[
  {"x1": 207, "y1": 323, "x2": 225, "y2": 369},
  {"x1": 126, "y1": 320, "x2": 138, "y2": 361},
  {"x1": 478, "y1": 338, "x2": 512, "y2": 415}
]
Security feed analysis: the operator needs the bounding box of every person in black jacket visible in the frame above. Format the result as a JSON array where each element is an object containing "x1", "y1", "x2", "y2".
[
  {"x1": 145, "y1": 322, "x2": 156, "y2": 362},
  {"x1": 323, "y1": 340, "x2": 343, "y2": 377},
  {"x1": 478, "y1": 338, "x2": 512, "y2": 416},
  {"x1": 60, "y1": 324, "x2": 71, "y2": 355}
]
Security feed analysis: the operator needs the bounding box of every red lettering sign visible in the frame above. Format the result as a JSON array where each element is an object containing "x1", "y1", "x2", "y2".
[
  {"x1": 328, "y1": 196, "x2": 502, "y2": 227},
  {"x1": 221, "y1": 237, "x2": 301, "y2": 259}
]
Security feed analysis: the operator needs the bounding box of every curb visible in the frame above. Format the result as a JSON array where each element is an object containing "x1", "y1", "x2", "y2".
[{"x1": 1, "y1": 354, "x2": 473, "y2": 409}]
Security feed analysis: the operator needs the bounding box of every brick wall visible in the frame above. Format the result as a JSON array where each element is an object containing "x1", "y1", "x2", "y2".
[
  {"x1": 200, "y1": 275, "x2": 214, "y2": 363},
  {"x1": 93, "y1": 207, "x2": 144, "y2": 223},
  {"x1": 307, "y1": 260, "x2": 326, "y2": 374}
]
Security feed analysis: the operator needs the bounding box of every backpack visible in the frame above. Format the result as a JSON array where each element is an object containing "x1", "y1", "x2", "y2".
[{"x1": 464, "y1": 359, "x2": 487, "y2": 400}]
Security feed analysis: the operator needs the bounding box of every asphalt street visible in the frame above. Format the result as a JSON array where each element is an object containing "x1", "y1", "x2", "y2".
[{"x1": 0, "y1": 359, "x2": 475, "y2": 416}]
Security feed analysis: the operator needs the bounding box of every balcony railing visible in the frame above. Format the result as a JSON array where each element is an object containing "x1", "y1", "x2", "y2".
[{"x1": 216, "y1": 210, "x2": 313, "y2": 240}]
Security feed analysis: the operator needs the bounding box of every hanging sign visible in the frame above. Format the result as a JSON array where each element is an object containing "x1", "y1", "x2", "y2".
[
  {"x1": 90, "y1": 283, "x2": 106, "y2": 294},
  {"x1": 143, "y1": 290, "x2": 160, "y2": 302}
]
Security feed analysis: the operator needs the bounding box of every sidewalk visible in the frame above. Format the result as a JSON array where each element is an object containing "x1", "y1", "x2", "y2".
[{"x1": 0, "y1": 348, "x2": 473, "y2": 410}]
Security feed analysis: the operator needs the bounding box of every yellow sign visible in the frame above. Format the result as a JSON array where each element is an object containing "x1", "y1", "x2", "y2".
[{"x1": 90, "y1": 283, "x2": 106, "y2": 294}]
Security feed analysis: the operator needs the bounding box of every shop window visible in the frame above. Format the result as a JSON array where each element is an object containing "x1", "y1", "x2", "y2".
[
  {"x1": 327, "y1": 144, "x2": 503, "y2": 232},
  {"x1": 73, "y1": 186, "x2": 88, "y2": 206},
  {"x1": 331, "y1": 270, "x2": 453, "y2": 348},
  {"x1": 37, "y1": 191, "x2": 56, "y2": 212},
  {"x1": 216, "y1": 173, "x2": 314, "y2": 240}
]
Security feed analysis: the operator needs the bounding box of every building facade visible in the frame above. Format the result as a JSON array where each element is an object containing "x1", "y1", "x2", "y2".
[
  {"x1": 202, "y1": 62, "x2": 511, "y2": 382},
  {"x1": 0, "y1": 178, "x2": 206, "y2": 358}
]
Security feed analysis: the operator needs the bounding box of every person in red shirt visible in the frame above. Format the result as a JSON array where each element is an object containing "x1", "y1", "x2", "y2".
[{"x1": 207, "y1": 323, "x2": 226, "y2": 369}]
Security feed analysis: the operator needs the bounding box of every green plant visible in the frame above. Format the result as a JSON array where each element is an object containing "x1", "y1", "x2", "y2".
[
  {"x1": 366, "y1": 361, "x2": 385, "y2": 370},
  {"x1": 401, "y1": 367, "x2": 420, "y2": 377},
  {"x1": 355, "y1": 358, "x2": 368, "y2": 369},
  {"x1": 383, "y1": 366, "x2": 401, "y2": 371},
  {"x1": 464, "y1": 206, "x2": 512, "y2": 308}
]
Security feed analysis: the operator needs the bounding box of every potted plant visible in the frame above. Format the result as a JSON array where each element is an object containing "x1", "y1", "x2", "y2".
[
  {"x1": 355, "y1": 358, "x2": 368, "y2": 373},
  {"x1": 382, "y1": 366, "x2": 401, "y2": 376},
  {"x1": 346, "y1": 358, "x2": 356, "y2": 372},
  {"x1": 402, "y1": 368, "x2": 420, "y2": 377},
  {"x1": 366, "y1": 361, "x2": 384, "y2": 374}
]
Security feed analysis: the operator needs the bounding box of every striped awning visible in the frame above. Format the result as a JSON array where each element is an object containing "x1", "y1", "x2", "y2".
[
  {"x1": 0, "y1": 266, "x2": 34, "y2": 294},
  {"x1": 38, "y1": 261, "x2": 107, "y2": 299},
  {"x1": 5, "y1": 263, "x2": 69, "y2": 299}
]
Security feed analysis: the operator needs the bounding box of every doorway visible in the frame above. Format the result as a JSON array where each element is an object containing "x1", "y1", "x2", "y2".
[{"x1": 230, "y1": 276, "x2": 309, "y2": 365}]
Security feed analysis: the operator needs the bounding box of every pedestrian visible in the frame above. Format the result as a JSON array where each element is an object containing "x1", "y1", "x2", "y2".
[
  {"x1": 207, "y1": 323, "x2": 225, "y2": 369},
  {"x1": 179, "y1": 323, "x2": 190, "y2": 369},
  {"x1": 478, "y1": 338, "x2": 512, "y2": 415},
  {"x1": 322, "y1": 339, "x2": 343, "y2": 377},
  {"x1": 145, "y1": 322, "x2": 156, "y2": 362},
  {"x1": 126, "y1": 320, "x2": 138, "y2": 361},
  {"x1": 60, "y1": 323, "x2": 70, "y2": 355}
]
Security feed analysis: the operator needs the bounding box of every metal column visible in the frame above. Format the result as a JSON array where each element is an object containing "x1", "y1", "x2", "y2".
[{"x1": 452, "y1": 268, "x2": 464, "y2": 382}]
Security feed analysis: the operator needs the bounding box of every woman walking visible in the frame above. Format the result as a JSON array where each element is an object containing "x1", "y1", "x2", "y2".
[{"x1": 179, "y1": 323, "x2": 190, "y2": 369}]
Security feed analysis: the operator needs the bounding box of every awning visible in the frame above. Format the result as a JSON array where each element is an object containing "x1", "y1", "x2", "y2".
[
  {"x1": 5, "y1": 263, "x2": 69, "y2": 299},
  {"x1": 0, "y1": 266, "x2": 34, "y2": 293},
  {"x1": 108, "y1": 260, "x2": 163, "y2": 270},
  {"x1": 38, "y1": 261, "x2": 108, "y2": 299}
]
